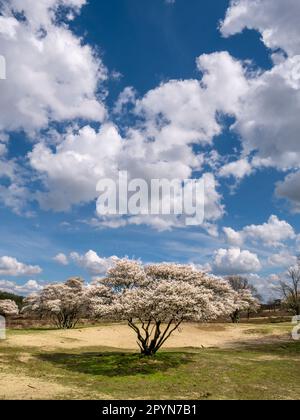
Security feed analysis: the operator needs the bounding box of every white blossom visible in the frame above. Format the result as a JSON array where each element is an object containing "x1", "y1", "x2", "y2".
[
  {"x1": 22, "y1": 277, "x2": 112, "y2": 329},
  {"x1": 0, "y1": 299, "x2": 19, "y2": 316},
  {"x1": 95, "y1": 260, "x2": 238, "y2": 355}
]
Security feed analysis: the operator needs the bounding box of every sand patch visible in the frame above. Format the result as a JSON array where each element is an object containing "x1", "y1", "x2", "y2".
[
  {"x1": 0, "y1": 372, "x2": 75, "y2": 400},
  {"x1": 2, "y1": 323, "x2": 289, "y2": 351}
]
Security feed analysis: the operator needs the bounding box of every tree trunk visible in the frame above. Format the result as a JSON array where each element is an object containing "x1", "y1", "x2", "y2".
[
  {"x1": 128, "y1": 318, "x2": 182, "y2": 356},
  {"x1": 230, "y1": 310, "x2": 240, "y2": 324},
  {"x1": 54, "y1": 312, "x2": 79, "y2": 329}
]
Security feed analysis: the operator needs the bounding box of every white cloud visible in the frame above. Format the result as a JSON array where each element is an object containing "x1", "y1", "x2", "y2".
[
  {"x1": 0, "y1": 256, "x2": 42, "y2": 277},
  {"x1": 30, "y1": 122, "x2": 220, "y2": 230},
  {"x1": 53, "y1": 253, "x2": 69, "y2": 266},
  {"x1": 201, "y1": 173, "x2": 225, "y2": 222},
  {"x1": 29, "y1": 124, "x2": 123, "y2": 211},
  {"x1": 0, "y1": 179, "x2": 31, "y2": 216},
  {"x1": 242, "y1": 215, "x2": 295, "y2": 246},
  {"x1": 0, "y1": 0, "x2": 106, "y2": 135},
  {"x1": 276, "y1": 171, "x2": 300, "y2": 213},
  {"x1": 3, "y1": 0, "x2": 300, "y2": 237},
  {"x1": 223, "y1": 227, "x2": 244, "y2": 247},
  {"x1": 4, "y1": 1, "x2": 87, "y2": 28},
  {"x1": 213, "y1": 248, "x2": 262, "y2": 275},
  {"x1": 135, "y1": 52, "x2": 248, "y2": 151},
  {"x1": 70, "y1": 250, "x2": 117, "y2": 275},
  {"x1": 247, "y1": 273, "x2": 281, "y2": 301},
  {"x1": 219, "y1": 158, "x2": 253, "y2": 180},
  {"x1": 93, "y1": 172, "x2": 223, "y2": 232},
  {"x1": 28, "y1": 52, "x2": 246, "y2": 229},
  {"x1": 268, "y1": 251, "x2": 297, "y2": 268},
  {"x1": 224, "y1": 216, "x2": 295, "y2": 247},
  {"x1": 219, "y1": 0, "x2": 300, "y2": 212},
  {"x1": 113, "y1": 86, "x2": 137, "y2": 114},
  {"x1": 196, "y1": 52, "x2": 249, "y2": 115},
  {"x1": 221, "y1": 0, "x2": 300, "y2": 56},
  {"x1": 0, "y1": 154, "x2": 33, "y2": 216},
  {"x1": 232, "y1": 57, "x2": 300, "y2": 171},
  {"x1": 0, "y1": 279, "x2": 44, "y2": 295}
]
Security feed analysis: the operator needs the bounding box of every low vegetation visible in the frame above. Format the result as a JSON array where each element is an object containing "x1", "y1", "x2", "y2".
[
  {"x1": 0, "y1": 322, "x2": 298, "y2": 400},
  {"x1": 0, "y1": 259, "x2": 299, "y2": 400}
]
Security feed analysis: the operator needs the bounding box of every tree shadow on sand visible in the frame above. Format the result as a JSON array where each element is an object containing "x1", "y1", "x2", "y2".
[{"x1": 38, "y1": 351, "x2": 193, "y2": 377}]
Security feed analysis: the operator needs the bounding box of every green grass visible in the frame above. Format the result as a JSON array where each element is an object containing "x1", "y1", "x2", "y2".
[{"x1": 1, "y1": 340, "x2": 299, "y2": 400}]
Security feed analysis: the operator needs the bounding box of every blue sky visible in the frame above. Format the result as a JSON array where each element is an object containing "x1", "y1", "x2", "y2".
[{"x1": 1, "y1": 0, "x2": 300, "y2": 299}]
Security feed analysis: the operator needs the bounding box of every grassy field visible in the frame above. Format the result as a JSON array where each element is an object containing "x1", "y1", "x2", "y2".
[{"x1": 0, "y1": 322, "x2": 299, "y2": 400}]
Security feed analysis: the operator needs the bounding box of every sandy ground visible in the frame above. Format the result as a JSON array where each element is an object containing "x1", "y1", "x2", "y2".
[
  {"x1": 0, "y1": 323, "x2": 290, "y2": 400},
  {"x1": 3, "y1": 322, "x2": 288, "y2": 351},
  {"x1": 0, "y1": 372, "x2": 74, "y2": 400}
]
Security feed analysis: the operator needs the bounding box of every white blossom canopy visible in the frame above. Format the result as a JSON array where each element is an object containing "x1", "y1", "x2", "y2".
[
  {"x1": 22, "y1": 277, "x2": 112, "y2": 328},
  {"x1": 0, "y1": 299, "x2": 19, "y2": 316},
  {"x1": 94, "y1": 260, "x2": 242, "y2": 355}
]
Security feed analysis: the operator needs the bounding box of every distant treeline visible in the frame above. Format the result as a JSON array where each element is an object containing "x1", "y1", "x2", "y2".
[{"x1": 0, "y1": 291, "x2": 24, "y2": 308}]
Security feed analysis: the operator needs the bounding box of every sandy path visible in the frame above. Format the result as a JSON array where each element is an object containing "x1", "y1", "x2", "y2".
[
  {"x1": 0, "y1": 373, "x2": 74, "y2": 400},
  {"x1": 2, "y1": 323, "x2": 287, "y2": 351}
]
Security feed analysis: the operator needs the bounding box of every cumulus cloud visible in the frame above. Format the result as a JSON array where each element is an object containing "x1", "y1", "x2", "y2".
[
  {"x1": 2, "y1": 1, "x2": 88, "y2": 29},
  {"x1": 247, "y1": 273, "x2": 281, "y2": 301},
  {"x1": 70, "y1": 250, "x2": 117, "y2": 275},
  {"x1": 29, "y1": 124, "x2": 123, "y2": 211},
  {"x1": 113, "y1": 86, "x2": 137, "y2": 114},
  {"x1": 0, "y1": 279, "x2": 44, "y2": 295},
  {"x1": 232, "y1": 57, "x2": 300, "y2": 171},
  {"x1": 223, "y1": 227, "x2": 244, "y2": 247},
  {"x1": 135, "y1": 52, "x2": 247, "y2": 151},
  {"x1": 223, "y1": 216, "x2": 295, "y2": 247},
  {"x1": 0, "y1": 0, "x2": 106, "y2": 135},
  {"x1": 268, "y1": 251, "x2": 297, "y2": 268},
  {"x1": 213, "y1": 248, "x2": 262, "y2": 275},
  {"x1": 0, "y1": 1, "x2": 254, "y2": 230},
  {"x1": 219, "y1": 158, "x2": 253, "y2": 180},
  {"x1": 0, "y1": 0, "x2": 108, "y2": 218},
  {"x1": 219, "y1": 0, "x2": 300, "y2": 212},
  {"x1": 275, "y1": 171, "x2": 300, "y2": 213},
  {"x1": 2, "y1": 0, "x2": 300, "y2": 239},
  {"x1": 0, "y1": 169, "x2": 32, "y2": 216},
  {"x1": 53, "y1": 253, "x2": 69, "y2": 266},
  {"x1": 221, "y1": 0, "x2": 300, "y2": 56},
  {"x1": 0, "y1": 256, "x2": 42, "y2": 277},
  {"x1": 28, "y1": 52, "x2": 244, "y2": 229}
]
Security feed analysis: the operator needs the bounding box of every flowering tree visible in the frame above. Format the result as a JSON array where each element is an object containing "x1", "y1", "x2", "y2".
[
  {"x1": 227, "y1": 276, "x2": 260, "y2": 323},
  {"x1": 0, "y1": 299, "x2": 19, "y2": 317},
  {"x1": 98, "y1": 260, "x2": 237, "y2": 356},
  {"x1": 22, "y1": 277, "x2": 112, "y2": 329}
]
